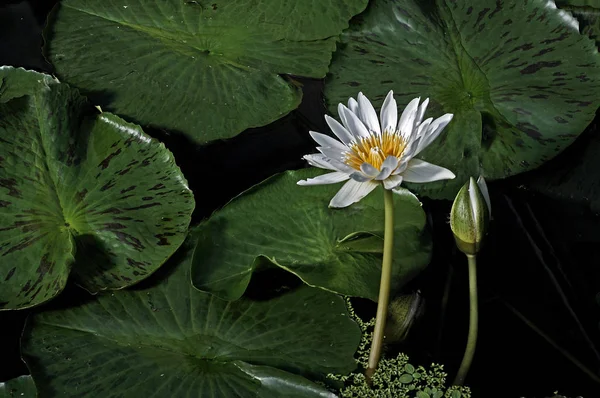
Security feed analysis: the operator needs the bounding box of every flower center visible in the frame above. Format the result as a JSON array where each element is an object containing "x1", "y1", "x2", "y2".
[{"x1": 345, "y1": 130, "x2": 407, "y2": 170}]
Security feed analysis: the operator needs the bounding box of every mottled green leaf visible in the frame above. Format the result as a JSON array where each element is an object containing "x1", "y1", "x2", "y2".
[
  {"x1": 556, "y1": 0, "x2": 600, "y2": 7},
  {"x1": 22, "y1": 241, "x2": 360, "y2": 398},
  {"x1": 577, "y1": 10, "x2": 600, "y2": 47},
  {"x1": 43, "y1": 0, "x2": 368, "y2": 144},
  {"x1": 325, "y1": 0, "x2": 600, "y2": 199},
  {"x1": 558, "y1": 0, "x2": 600, "y2": 47},
  {"x1": 0, "y1": 376, "x2": 36, "y2": 398},
  {"x1": 0, "y1": 67, "x2": 194, "y2": 310},
  {"x1": 191, "y1": 168, "x2": 430, "y2": 301}
]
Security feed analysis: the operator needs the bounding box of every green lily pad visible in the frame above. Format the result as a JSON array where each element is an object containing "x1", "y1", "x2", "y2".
[
  {"x1": 557, "y1": 0, "x2": 599, "y2": 6},
  {"x1": 0, "y1": 376, "x2": 36, "y2": 398},
  {"x1": 325, "y1": 0, "x2": 600, "y2": 199},
  {"x1": 191, "y1": 168, "x2": 430, "y2": 301},
  {"x1": 21, "y1": 239, "x2": 360, "y2": 398},
  {"x1": 0, "y1": 67, "x2": 194, "y2": 310},
  {"x1": 577, "y1": 11, "x2": 600, "y2": 48},
  {"x1": 43, "y1": 0, "x2": 368, "y2": 144},
  {"x1": 558, "y1": 0, "x2": 600, "y2": 47}
]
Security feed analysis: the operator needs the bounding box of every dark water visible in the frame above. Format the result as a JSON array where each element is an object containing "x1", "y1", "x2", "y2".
[{"x1": 0, "y1": 1, "x2": 599, "y2": 397}]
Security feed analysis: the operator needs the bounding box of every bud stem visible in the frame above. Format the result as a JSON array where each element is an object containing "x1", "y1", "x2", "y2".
[
  {"x1": 453, "y1": 253, "x2": 479, "y2": 386},
  {"x1": 366, "y1": 188, "x2": 394, "y2": 381}
]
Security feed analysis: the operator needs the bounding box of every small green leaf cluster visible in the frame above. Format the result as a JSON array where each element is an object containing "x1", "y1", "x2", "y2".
[{"x1": 328, "y1": 298, "x2": 471, "y2": 398}]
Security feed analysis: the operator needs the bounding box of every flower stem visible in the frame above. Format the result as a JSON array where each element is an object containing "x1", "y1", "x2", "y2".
[
  {"x1": 365, "y1": 188, "x2": 394, "y2": 381},
  {"x1": 453, "y1": 253, "x2": 478, "y2": 386}
]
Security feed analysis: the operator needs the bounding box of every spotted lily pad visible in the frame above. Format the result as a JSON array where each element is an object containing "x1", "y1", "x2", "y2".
[
  {"x1": 43, "y1": 0, "x2": 368, "y2": 144},
  {"x1": 557, "y1": 0, "x2": 600, "y2": 6},
  {"x1": 325, "y1": 0, "x2": 600, "y2": 199},
  {"x1": 558, "y1": 0, "x2": 600, "y2": 47},
  {"x1": 0, "y1": 67, "x2": 194, "y2": 310},
  {"x1": 0, "y1": 376, "x2": 36, "y2": 398},
  {"x1": 21, "y1": 241, "x2": 360, "y2": 397},
  {"x1": 191, "y1": 168, "x2": 430, "y2": 301}
]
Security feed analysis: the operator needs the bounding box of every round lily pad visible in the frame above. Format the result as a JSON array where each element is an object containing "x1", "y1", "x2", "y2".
[
  {"x1": 43, "y1": 0, "x2": 368, "y2": 144},
  {"x1": 22, "y1": 242, "x2": 360, "y2": 397},
  {"x1": 0, "y1": 67, "x2": 194, "y2": 310},
  {"x1": 191, "y1": 168, "x2": 431, "y2": 301},
  {"x1": 325, "y1": 0, "x2": 600, "y2": 198}
]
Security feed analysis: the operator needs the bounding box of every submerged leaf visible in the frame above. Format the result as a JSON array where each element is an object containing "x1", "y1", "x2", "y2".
[
  {"x1": 191, "y1": 168, "x2": 431, "y2": 301},
  {"x1": 43, "y1": 0, "x2": 368, "y2": 143},
  {"x1": 325, "y1": 0, "x2": 600, "y2": 198},
  {"x1": 0, "y1": 67, "x2": 194, "y2": 310},
  {"x1": 22, "y1": 240, "x2": 360, "y2": 397}
]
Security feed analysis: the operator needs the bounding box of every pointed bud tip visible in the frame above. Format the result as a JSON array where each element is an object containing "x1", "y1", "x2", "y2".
[{"x1": 450, "y1": 175, "x2": 491, "y2": 255}]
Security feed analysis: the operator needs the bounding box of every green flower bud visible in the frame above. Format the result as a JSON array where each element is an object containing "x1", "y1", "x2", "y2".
[{"x1": 450, "y1": 176, "x2": 491, "y2": 255}]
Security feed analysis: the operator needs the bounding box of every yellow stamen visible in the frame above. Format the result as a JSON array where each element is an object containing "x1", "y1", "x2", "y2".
[{"x1": 345, "y1": 130, "x2": 407, "y2": 170}]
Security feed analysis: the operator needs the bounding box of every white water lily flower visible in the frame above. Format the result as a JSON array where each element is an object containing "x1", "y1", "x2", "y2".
[{"x1": 297, "y1": 90, "x2": 456, "y2": 208}]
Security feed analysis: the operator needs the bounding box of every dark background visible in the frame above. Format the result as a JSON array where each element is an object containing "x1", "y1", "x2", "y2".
[{"x1": 1, "y1": 1, "x2": 599, "y2": 397}]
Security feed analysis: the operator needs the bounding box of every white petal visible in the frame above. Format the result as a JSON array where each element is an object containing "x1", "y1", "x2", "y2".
[
  {"x1": 309, "y1": 131, "x2": 346, "y2": 152},
  {"x1": 375, "y1": 156, "x2": 399, "y2": 180},
  {"x1": 402, "y1": 158, "x2": 456, "y2": 183},
  {"x1": 329, "y1": 179, "x2": 379, "y2": 208},
  {"x1": 383, "y1": 175, "x2": 403, "y2": 190},
  {"x1": 416, "y1": 98, "x2": 429, "y2": 126},
  {"x1": 303, "y1": 154, "x2": 354, "y2": 173},
  {"x1": 297, "y1": 171, "x2": 350, "y2": 186},
  {"x1": 416, "y1": 118, "x2": 433, "y2": 138},
  {"x1": 358, "y1": 92, "x2": 381, "y2": 135},
  {"x1": 361, "y1": 163, "x2": 379, "y2": 177},
  {"x1": 414, "y1": 113, "x2": 453, "y2": 156},
  {"x1": 338, "y1": 103, "x2": 351, "y2": 131},
  {"x1": 317, "y1": 146, "x2": 346, "y2": 163},
  {"x1": 303, "y1": 154, "x2": 336, "y2": 170},
  {"x1": 350, "y1": 171, "x2": 372, "y2": 182},
  {"x1": 325, "y1": 115, "x2": 354, "y2": 146},
  {"x1": 376, "y1": 168, "x2": 393, "y2": 181},
  {"x1": 340, "y1": 105, "x2": 370, "y2": 139},
  {"x1": 348, "y1": 97, "x2": 359, "y2": 114},
  {"x1": 468, "y1": 177, "x2": 481, "y2": 221},
  {"x1": 407, "y1": 118, "x2": 432, "y2": 155},
  {"x1": 391, "y1": 159, "x2": 409, "y2": 175},
  {"x1": 397, "y1": 136, "x2": 422, "y2": 167},
  {"x1": 397, "y1": 97, "x2": 421, "y2": 137},
  {"x1": 477, "y1": 175, "x2": 491, "y2": 217},
  {"x1": 382, "y1": 155, "x2": 399, "y2": 170},
  {"x1": 380, "y1": 90, "x2": 397, "y2": 134}
]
